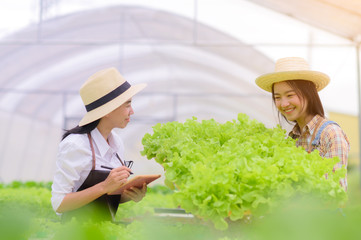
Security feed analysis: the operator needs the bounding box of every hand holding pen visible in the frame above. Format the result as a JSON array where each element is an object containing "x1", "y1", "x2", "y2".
[
  {"x1": 102, "y1": 165, "x2": 131, "y2": 194},
  {"x1": 101, "y1": 157, "x2": 134, "y2": 175},
  {"x1": 101, "y1": 164, "x2": 133, "y2": 175}
]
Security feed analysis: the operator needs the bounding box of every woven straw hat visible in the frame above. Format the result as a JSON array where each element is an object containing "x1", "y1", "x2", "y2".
[
  {"x1": 255, "y1": 57, "x2": 330, "y2": 92},
  {"x1": 78, "y1": 67, "x2": 146, "y2": 126}
]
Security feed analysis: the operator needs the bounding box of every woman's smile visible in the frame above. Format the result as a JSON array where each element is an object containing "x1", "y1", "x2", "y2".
[
  {"x1": 283, "y1": 107, "x2": 295, "y2": 114},
  {"x1": 273, "y1": 82, "x2": 309, "y2": 124}
]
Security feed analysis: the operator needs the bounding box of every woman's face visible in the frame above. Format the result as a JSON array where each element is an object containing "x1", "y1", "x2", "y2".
[
  {"x1": 273, "y1": 81, "x2": 310, "y2": 125},
  {"x1": 106, "y1": 98, "x2": 134, "y2": 129}
]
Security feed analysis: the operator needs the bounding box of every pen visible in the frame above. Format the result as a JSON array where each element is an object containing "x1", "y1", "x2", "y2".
[{"x1": 101, "y1": 165, "x2": 133, "y2": 175}]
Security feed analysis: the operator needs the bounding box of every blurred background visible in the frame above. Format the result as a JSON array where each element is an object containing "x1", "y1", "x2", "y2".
[{"x1": 0, "y1": 0, "x2": 359, "y2": 187}]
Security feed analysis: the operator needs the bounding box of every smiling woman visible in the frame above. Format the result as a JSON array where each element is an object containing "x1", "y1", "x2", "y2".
[
  {"x1": 255, "y1": 57, "x2": 350, "y2": 190},
  {"x1": 273, "y1": 80, "x2": 323, "y2": 129}
]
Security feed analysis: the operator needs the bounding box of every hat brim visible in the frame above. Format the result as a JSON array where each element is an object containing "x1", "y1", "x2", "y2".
[
  {"x1": 255, "y1": 70, "x2": 330, "y2": 92},
  {"x1": 79, "y1": 83, "x2": 146, "y2": 126}
]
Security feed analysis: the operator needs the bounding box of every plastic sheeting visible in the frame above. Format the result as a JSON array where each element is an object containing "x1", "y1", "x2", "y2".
[{"x1": 0, "y1": 4, "x2": 277, "y2": 182}]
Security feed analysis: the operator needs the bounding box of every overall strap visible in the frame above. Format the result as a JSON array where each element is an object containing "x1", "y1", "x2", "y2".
[
  {"x1": 87, "y1": 133, "x2": 96, "y2": 170},
  {"x1": 307, "y1": 118, "x2": 325, "y2": 153},
  {"x1": 311, "y1": 120, "x2": 339, "y2": 147}
]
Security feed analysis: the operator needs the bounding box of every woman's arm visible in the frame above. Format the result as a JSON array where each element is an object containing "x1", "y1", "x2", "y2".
[
  {"x1": 56, "y1": 166, "x2": 131, "y2": 213},
  {"x1": 321, "y1": 124, "x2": 350, "y2": 168},
  {"x1": 320, "y1": 124, "x2": 350, "y2": 190},
  {"x1": 56, "y1": 181, "x2": 107, "y2": 213}
]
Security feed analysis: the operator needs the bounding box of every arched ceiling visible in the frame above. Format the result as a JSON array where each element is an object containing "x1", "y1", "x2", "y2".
[
  {"x1": 2, "y1": 1, "x2": 360, "y2": 182},
  {"x1": 0, "y1": 5, "x2": 276, "y2": 127}
]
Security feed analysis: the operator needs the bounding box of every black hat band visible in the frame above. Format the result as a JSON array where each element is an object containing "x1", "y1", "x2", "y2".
[{"x1": 85, "y1": 81, "x2": 131, "y2": 112}]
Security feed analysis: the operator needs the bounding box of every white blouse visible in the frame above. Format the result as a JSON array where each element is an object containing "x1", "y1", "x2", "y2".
[{"x1": 51, "y1": 128, "x2": 125, "y2": 213}]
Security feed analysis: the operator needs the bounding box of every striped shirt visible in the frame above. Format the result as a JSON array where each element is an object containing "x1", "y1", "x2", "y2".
[{"x1": 289, "y1": 114, "x2": 350, "y2": 189}]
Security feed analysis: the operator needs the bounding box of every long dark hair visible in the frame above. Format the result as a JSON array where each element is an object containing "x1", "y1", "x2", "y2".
[
  {"x1": 271, "y1": 80, "x2": 325, "y2": 124},
  {"x1": 62, "y1": 119, "x2": 100, "y2": 140}
]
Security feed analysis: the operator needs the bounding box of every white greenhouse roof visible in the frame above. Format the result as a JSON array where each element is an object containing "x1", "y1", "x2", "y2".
[
  {"x1": 0, "y1": 3, "x2": 277, "y2": 182},
  {"x1": 0, "y1": 0, "x2": 360, "y2": 182},
  {"x1": 253, "y1": 0, "x2": 361, "y2": 41}
]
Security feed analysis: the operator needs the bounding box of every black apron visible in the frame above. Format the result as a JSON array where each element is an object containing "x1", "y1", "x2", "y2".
[{"x1": 62, "y1": 133, "x2": 121, "y2": 222}]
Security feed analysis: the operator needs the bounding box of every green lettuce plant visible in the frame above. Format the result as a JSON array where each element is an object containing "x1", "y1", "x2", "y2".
[{"x1": 141, "y1": 113, "x2": 347, "y2": 230}]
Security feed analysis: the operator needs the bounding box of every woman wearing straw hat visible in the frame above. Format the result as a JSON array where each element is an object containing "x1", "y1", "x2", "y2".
[
  {"x1": 51, "y1": 67, "x2": 147, "y2": 221},
  {"x1": 255, "y1": 57, "x2": 350, "y2": 189}
]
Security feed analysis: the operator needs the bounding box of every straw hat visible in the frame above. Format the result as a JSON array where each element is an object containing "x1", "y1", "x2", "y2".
[
  {"x1": 255, "y1": 57, "x2": 330, "y2": 92},
  {"x1": 79, "y1": 67, "x2": 146, "y2": 126}
]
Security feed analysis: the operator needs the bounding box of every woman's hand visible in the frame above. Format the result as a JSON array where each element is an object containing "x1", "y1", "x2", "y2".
[
  {"x1": 102, "y1": 166, "x2": 131, "y2": 194},
  {"x1": 57, "y1": 166, "x2": 130, "y2": 213},
  {"x1": 122, "y1": 183, "x2": 147, "y2": 202}
]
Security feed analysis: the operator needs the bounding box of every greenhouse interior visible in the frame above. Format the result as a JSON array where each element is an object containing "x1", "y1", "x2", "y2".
[{"x1": 1, "y1": 0, "x2": 361, "y2": 239}]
